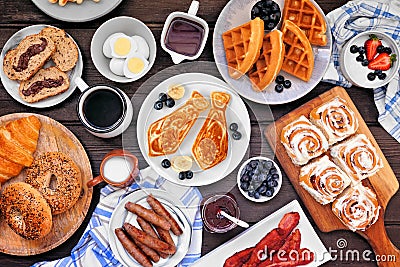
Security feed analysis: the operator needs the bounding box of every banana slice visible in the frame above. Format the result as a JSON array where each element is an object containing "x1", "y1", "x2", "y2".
[
  {"x1": 171, "y1": 156, "x2": 193, "y2": 172},
  {"x1": 167, "y1": 84, "x2": 185, "y2": 100}
]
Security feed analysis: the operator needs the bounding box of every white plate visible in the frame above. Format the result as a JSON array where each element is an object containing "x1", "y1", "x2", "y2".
[
  {"x1": 193, "y1": 200, "x2": 332, "y2": 267},
  {"x1": 31, "y1": 0, "x2": 123, "y2": 22},
  {"x1": 109, "y1": 188, "x2": 192, "y2": 267},
  {"x1": 213, "y1": 0, "x2": 332, "y2": 105},
  {"x1": 137, "y1": 73, "x2": 251, "y2": 187},
  {"x1": 0, "y1": 25, "x2": 83, "y2": 108}
]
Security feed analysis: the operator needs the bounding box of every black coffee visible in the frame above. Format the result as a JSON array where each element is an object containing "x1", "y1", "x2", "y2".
[{"x1": 83, "y1": 89, "x2": 124, "y2": 128}]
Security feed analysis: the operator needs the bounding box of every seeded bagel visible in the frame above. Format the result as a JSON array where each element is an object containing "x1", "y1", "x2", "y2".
[
  {"x1": 25, "y1": 152, "x2": 82, "y2": 215},
  {"x1": 19, "y1": 66, "x2": 70, "y2": 103},
  {"x1": 0, "y1": 182, "x2": 52, "y2": 240},
  {"x1": 40, "y1": 27, "x2": 78, "y2": 72}
]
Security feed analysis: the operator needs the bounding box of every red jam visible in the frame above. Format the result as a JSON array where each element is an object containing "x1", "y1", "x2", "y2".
[
  {"x1": 164, "y1": 17, "x2": 205, "y2": 57},
  {"x1": 201, "y1": 193, "x2": 239, "y2": 233}
]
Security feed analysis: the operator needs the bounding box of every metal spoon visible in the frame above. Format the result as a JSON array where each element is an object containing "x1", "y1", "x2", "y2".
[{"x1": 218, "y1": 209, "x2": 249, "y2": 228}]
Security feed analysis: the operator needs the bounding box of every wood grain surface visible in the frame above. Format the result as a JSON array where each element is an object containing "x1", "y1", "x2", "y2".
[{"x1": 0, "y1": 113, "x2": 93, "y2": 256}]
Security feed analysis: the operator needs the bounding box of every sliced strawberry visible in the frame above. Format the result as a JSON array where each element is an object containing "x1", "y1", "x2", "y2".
[
  {"x1": 368, "y1": 53, "x2": 397, "y2": 71},
  {"x1": 365, "y1": 34, "x2": 382, "y2": 61}
]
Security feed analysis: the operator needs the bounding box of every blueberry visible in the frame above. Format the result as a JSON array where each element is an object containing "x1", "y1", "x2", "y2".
[
  {"x1": 229, "y1": 123, "x2": 239, "y2": 131},
  {"x1": 265, "y1": 161, "x2": 273, "y2": 168},
  {"x1": 260, "y1": 173, "x2": 268, "y2": 181},
  {"x1": 271, "y1": 173, "x2": 280, "y2": 180},
  {"x1": 265, "y1": 188, "x2": 274, "y2": 197},
  {"x1": 251, "y1": 7, "x2": 260, "y2": 19},
  {"x1": 154, "y1": 101, "x2": 163, "y2": 110},
  {"x1": 378, "y1": 73, "x2": 387, "y2": 80},
  {"x1": 275, "y1": 75, "x2": 285, "y2": 84},
  {"x1": 159, "y1": 93, "x2": 168, "y2": 102},
  {"x1": 358, "y1": 47, "x2": 365, "y2": 54},
  {"x1": 283, "y1": 80, "x2": 292, "y2": 88},
  {"x1": 350, "y1": 45, "x2": 359, "y2": 53},
  {"x1": 232, "y1": 131, "x2": 242, "y2": 140},
  {"x1": 250, "y1": 160, "x2": 258, "y2": 168},
  {"x1": 269, "y1": 167, "x2": 277, "y2": 174},
  {"x1": 246, "y1": 165, "x2": 253, "y2": 171},
  {"x1": 367, "y1": 72, "x2": 376, "y2": 81},
  {"x1": 271, "y1": 3, "x2": 280, "y2": 12},
  {"x1": 186, "y1": 170, "x2": 193, "y2": 179},
  {"x1": 165, "y1": 98, "x2": 175, "y2": 108},
  {"x1": 178, "y1": 172, "x2": 186, "y2": 180},
  {"x1": 275, "y1": 84, "x2": 284, "y2": 93},
  {"x1": 161, "y1": 159, "x2": 171, "y2": 168},
  {"x1": 374, "y1": 70, "x2": 383, "y2": 75},
  {"x1": 383, "y1": 47, "x2": 392, "y2": 54},
  {"x1": 254, "y1": 168, "x2": 260, "y2": 175},
  {"x1": 241, "y1": 174, "x2": 250, "y2": 183},
  {"x1": 258, "y1": 186, "x2": 267, "y2": 194},
  {"x1": 269, "y1": 13, "x2": 277, "y2": 21},
  {"x1": 266, "y1": 22, "x2": 276, "y2": 30},
  {"x1": 254, "y1": 192, "x2": 261, "y2": 199},
  {"x1": 266, "y1": 174, "x2": 273, "y2": 182},
  {"x1": 267, "y1": 180, "x2": 276, "y2": 188},
  {"x1": 361, "y1": 59, "x2": 369, "y2": 66},
  {"x1": 241, "y1": 182, "x2": 250, "y2": 191},
  {"x1": 356, "y1": 55, "x2": 364, "y2": 62},
  {"x1": 377, "y1": 45, "x2": 384, "y2": 53},
  {"x1": 248, "y1": 190, "x2": 255, "y2": 198}
]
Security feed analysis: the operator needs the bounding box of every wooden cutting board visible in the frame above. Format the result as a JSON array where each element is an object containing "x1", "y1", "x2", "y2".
[
  {"x1": 265, "y1": 87, "x2": 400, "y2": 266},
  {"x1": 0, "y1": 113, "x2": 93, "y2": 256}
]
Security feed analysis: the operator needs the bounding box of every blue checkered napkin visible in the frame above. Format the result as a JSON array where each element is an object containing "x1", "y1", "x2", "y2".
[
  {"x1": 32, "y1": 167, "x2": 203, "y2": 267},
  {"x1": 322, "y1": 0, "x2": 400, "y2": 143}
]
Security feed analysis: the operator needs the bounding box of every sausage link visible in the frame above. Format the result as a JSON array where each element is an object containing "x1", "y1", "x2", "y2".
[
  {"x1": 115, "y1": 228, "x2": 152, "y2": 267},
  {"x1": 134, "y1": 239, "x2": 160, "y2": 263},
  {"x1": 137, "y1": 217, "x2": 169, "y2": 259},
  {"x1": 125, "y1": 202, "x2": 171, "y2": 230},
  {"x1": 155, "y1": 226, "x2": 176, "y2": 256}
]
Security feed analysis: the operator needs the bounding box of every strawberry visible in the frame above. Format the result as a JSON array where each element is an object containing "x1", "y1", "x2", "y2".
[
  {"x1": 368, "y1": 53, "x2": 397, "y2": 71},
  {"x1": 364, "y1": 34, "x2": 382, "y2": 61}
]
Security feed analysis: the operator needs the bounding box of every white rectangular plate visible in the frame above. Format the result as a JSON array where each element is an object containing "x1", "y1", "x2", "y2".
[{"x1": 193, "y1": 200, "x2": 332, "y2": 267}]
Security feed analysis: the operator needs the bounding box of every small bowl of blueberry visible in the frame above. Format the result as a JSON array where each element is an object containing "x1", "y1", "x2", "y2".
[
  {"x1": 251, "y1": 0, "x2": 282, "y2": 31},
  {"x1": 237, "y1": 156, "x2": 282, "y2": 202},
  {"x1": 339, "y1": 30, "x2": 399, "y2": 89}
]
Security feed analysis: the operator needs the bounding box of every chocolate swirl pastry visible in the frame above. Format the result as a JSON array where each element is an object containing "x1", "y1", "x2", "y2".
[
  {"x1": 310, "y1": 97, "x2": 359, "y2": 145},
  {"x1": 331, "y1": 134, "x2": 383, "y2": 183},
  {"x1": 281, "y1": 115, "x2": 329, "y2": 165},
  {"x1": 299, "y1": 155, "x2": 352, "y2": 205},
  {"x1": 332, "y1": 184, "x2": 380, "y2": 232}
]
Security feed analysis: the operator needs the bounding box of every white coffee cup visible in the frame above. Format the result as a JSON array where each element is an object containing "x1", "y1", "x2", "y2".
[
  {"x1": 161, "y1": 0, "x2": 209, "y2": 64},
  {"x1": 75, "y1": 77, "x2": 133, "y2": 138}
]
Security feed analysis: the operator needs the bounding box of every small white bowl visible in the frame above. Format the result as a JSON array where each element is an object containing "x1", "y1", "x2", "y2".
[
  {"x1": 237, "y1": 156, "x2": 282, "y2": 203},
  {"x1": 340, "y1": 31, "x2": 400, "y2": 88},
  {"x1": 91, "y1": 16, "x2": 156, "y2": 83}
]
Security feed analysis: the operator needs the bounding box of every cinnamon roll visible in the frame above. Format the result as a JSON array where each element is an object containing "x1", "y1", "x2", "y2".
[
  {"x1": 281, "y1": 116, "x2": 329, "y2": 165},
  {"x1": 331, "y1": 134, "x2": 383, "y2": 183},
  {"x1": 310, "y1": 97, "x2": 358, "y2": 145},
  {"x1": 332, "y1": 184, "x2": 380, "y2": 231},
  {"x1": 299, "y1": 155, "x2": 351, "y2": 205}
]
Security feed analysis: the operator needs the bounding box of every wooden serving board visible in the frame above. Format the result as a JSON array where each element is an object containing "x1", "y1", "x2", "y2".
[
  {"x1": 265, "y1": 87, "x2": 400, "y2": 266},
  {"x1": 0, "y1": 113, "x2": 93, "y2": 256}
]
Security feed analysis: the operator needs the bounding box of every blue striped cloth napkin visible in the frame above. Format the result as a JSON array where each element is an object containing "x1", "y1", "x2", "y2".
[
  {"x1": 32, "y1": 167, "x2": 203, "y2": 267},
  {"x1": 322, "y1": 0, "x2": 400, "y2": 142}
]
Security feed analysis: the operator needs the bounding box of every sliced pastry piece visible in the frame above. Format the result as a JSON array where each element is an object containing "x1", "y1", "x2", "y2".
[
  {"x1": 282, "y1": 0, "x2": 327, "y2": 46},
  {"x1": 330, "y1": 134, "x2": 383, "y2": 184},
  {"x1": 299, "y1": 155, "x2": 351, "y2": 205},
  {"x1": 310, "y1": 97, "x2": 358, "y2": 145},
  {"x1": 6, "y1": 34, "x2": 56, "y2": 81},
  {"x1": 222, "y1": 18, "x2": 264, "y2": 79},
  {"x1": 0, "y1": 115, "x2": 41, "y2": 167},
  {"x1": 40, "y1": 27, "x2": 79, "y2": 72},
  {"x1": 148, "y1": 91, "x2": 209, "y2": 157},
  {"x1": 0, "y1": 156, "x2": 24, "y2": 184},
  {"x1": 332, "y1": 184, "x2": 380, "y2": 232},
  {"x1": 281, "y1": 20, "x2": 314, "y2": 82},
  {"x1": 19, "y1": 66, "x2": 70, "y2": 103},
  {"x1": 281, "y1": 115, "x2": 328, "y2": 166},
  {"x1": 3, "y1": 49, "x2": 18, "y2": 80},
  {"x1": 192, "y1": 92, "x2": 230, "y2": 170},
  {"x1": 248, "y1": 30, "x2": 285, "y2": 91}
]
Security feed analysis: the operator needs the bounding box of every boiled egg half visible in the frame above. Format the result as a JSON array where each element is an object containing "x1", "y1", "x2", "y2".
[
  {"x1": 109, "y1": 33, "x2": 138, "y2": 58},
  {"x1": 123, "y1": 54, "x2": 149, "y2": 79}
]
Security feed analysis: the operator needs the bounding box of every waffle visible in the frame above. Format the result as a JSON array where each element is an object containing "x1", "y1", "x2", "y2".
[
  {"x1": 222, "y1": 17, "x2": 264, "y2": 79},
  {"x1": 282, "y1": 0, "x2": 327, "y2": 46},
  {"x1": 281, "y1": 20, "x2": 314, "y2": 82},
  {"x1": 192, "y1": 92, "x2": 230, "y2": 170},
  {"x1": 249, "y1": 30, "x2": 285, "y2": 91}
]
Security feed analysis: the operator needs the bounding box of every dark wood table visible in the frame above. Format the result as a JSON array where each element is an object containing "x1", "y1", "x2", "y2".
[{"x1": 0, "y1": 0, "x2": 399, "y2": 266}]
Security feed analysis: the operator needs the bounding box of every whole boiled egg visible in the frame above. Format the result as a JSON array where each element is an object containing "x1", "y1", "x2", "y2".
[
  {"x1": 123, "y1": 53, "x2": 149, "y2": 79},
  {"x1": 109, "y1": 33, "x2": 138, "y2": 58},
  {"x1": 109, "y1": 58, "x2": 125, "y2": 76},
  {"x1": 131, "y1": 35, "x2": 150, "y2": 59}
]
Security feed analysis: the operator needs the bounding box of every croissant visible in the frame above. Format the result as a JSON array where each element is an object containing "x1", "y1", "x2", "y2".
[{"x1": 0, "y1": 116, "x2": 41, "y2": 183}]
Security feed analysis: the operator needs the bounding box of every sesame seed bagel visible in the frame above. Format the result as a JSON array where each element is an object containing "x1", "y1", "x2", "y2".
[
  {"x1": 0, "y1": 182, "x2": 52, "y2": 240},
  {"x1": 25, "y1": 152, "x2": 82, "y2": 215}
]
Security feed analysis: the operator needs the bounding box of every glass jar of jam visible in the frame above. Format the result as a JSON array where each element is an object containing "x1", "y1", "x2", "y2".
[{"x1": 201, "y1": 193, "x2": 240, "y2": 233}]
